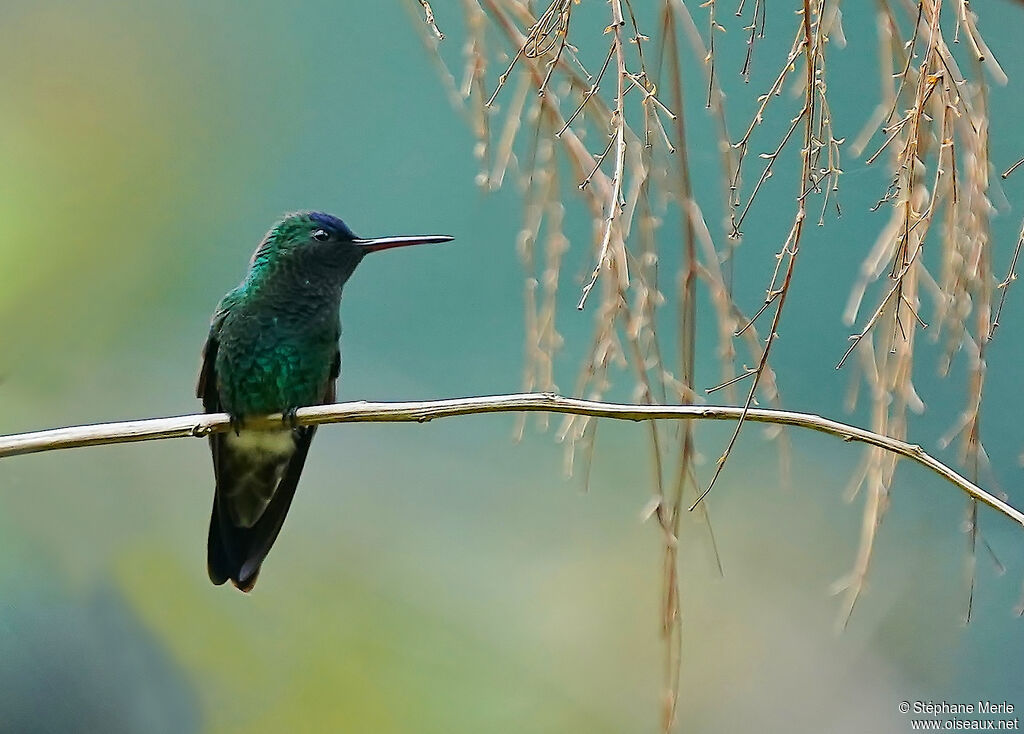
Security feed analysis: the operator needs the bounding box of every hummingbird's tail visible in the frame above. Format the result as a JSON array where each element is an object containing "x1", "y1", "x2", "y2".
[{"x1": 207, "y1": 426, "x2": 316, "y2": 591}]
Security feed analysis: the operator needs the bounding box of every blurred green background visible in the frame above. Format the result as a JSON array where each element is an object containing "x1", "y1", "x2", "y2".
[{"x1": 1, "y1": 1, "x2": 1023, "y2": 732}]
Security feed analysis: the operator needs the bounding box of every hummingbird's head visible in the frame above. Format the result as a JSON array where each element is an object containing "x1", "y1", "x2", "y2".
[{"x1": 246, "y1": 211, "x2": 453, "y2": 290}]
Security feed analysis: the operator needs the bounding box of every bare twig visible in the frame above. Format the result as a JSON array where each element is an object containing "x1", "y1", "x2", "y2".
[
  {"x1": 1003, "y1": 157, "x2": 1024, "y2": 179},
  {"x1": 418, "y1": 0, "x2": 445, "y2": 40},
  {"x1": 578, "y1": 0, "x2": 628, "y2": 310},
  {"x1": 992, "y1": 220, "x2": 1024, "y2": 337}
]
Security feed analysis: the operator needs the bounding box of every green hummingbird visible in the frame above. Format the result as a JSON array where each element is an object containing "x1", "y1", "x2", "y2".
[{"x1": 198, "y1": 211, "x2": 452, "y2": 591}]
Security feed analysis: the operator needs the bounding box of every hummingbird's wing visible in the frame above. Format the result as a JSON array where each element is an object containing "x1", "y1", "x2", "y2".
[{"x1": 199, "y1": 318, "x2": 340, "y2": 591}]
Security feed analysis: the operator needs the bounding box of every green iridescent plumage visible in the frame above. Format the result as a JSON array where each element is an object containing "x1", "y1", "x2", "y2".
[{"x1": 211, "y1": 286, "x2": 340, "y2": 416}]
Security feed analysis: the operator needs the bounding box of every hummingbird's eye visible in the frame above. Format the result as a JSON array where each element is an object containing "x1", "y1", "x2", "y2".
[{"x1": 312, "y1": 229, "x2": 330, "y2": 242}]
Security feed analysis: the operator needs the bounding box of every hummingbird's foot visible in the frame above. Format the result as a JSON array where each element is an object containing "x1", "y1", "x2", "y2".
[
  {"x1": 282, "y1": 407, "x2": 300, "y2": 430},
  {"x1": 229, "y1": 415, "x2": 245, "y2": 436}
]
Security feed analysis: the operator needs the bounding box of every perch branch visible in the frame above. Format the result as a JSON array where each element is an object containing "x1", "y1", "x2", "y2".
[{"x1": 0, "y1": 393, "x2": 1021, "y2": 529}]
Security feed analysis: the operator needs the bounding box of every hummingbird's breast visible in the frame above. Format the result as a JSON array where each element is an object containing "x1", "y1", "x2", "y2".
[{"x1": 215, "y1": 299, "x2": 340, "y2": 417}]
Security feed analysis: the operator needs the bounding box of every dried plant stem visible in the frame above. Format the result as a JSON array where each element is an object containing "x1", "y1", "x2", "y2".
[
  {"x1": 656, "y1": 6, "x2": 702, "y2": 729},
  {"x1": 1003, "y1": 157, "x2": 1024, "y2": 179},
  {"x1": 992, "y1": 220, "x2": 1024, "y2": 336},
  {"x1": 831, "y1": 0, "x2": 1009, "y2": 628},
  {"x1": 1, "y1": 394, "x2": 1021, "y2": 529},
  {"x1": 691, "y1": 0, "x2": 824, "y2": 511},
  {"x1": 578, "y1": 0, "x2": 628, "y2": 310},
  {"x1": 418, "y1": 0, "x2": 445, "y2": 39}
]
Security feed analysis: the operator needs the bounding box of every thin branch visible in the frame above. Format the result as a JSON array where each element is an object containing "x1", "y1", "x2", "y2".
[
  {"x1": 992, "y1": 219, "x2": 1024, "y2": 338},
  {"x1": 1003, "y1": 156, "x2": 1024, "y2": 179},
  {"x1": 578, "y1": 0, "x2": 628, "y2": 310},
  {"x1": 1, "y1": 393, "x2": 1021, "y2": 529},
  {"x1": 418, "y1": 0, "x2": 445, "y2": 40}
]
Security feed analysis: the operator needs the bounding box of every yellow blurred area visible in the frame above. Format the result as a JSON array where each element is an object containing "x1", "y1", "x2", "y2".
[{"x1": 0, "y1": 7, "x2": 190, "y2": 314}]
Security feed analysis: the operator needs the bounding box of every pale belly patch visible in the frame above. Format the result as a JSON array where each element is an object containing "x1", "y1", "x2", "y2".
[
  {"x1": 226, "y1": 428, "x2": 296, "y2": 456},
  {"x1": 223, "y1": 428, "x2": 296, "y2": 527}
]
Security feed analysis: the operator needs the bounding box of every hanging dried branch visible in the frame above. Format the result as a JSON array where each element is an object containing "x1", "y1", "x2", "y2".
[
  {"x1": 403, "y1": 0, "x2": 1021, "y2": 727},
  {"x1": 692, "y1": 0, "x2": 840, "y2": 511},
  {"x1": 836, "y1": 0, "x2": 1009, "y2": 629}
]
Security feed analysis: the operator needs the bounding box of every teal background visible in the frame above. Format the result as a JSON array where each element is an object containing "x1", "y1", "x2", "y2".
[{"x1": 1, "y1": 2, "x2": 1023, "y2": 732}]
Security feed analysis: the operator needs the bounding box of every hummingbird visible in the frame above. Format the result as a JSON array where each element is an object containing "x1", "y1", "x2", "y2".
[{"x1": 198, "y1": 211, "x2": 452, "y2": 591}]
